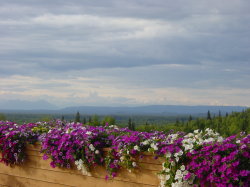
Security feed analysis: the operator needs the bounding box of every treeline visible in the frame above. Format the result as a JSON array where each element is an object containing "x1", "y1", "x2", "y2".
[
  {"x1": 40, "y1": 108, "x2": 250, "y2": 136},
  {"x1": 1, "y1": 108, "x2": 249, "y2": 136},
  {"x1": 72, "y1": 112, "x2": 117, "y2": 126},
  {"x1": 136, "y1": 109, "x2": 250, "y2": 136},
  {"x1": 1, "y1": 112, "x2": 191, "y2": 126}
]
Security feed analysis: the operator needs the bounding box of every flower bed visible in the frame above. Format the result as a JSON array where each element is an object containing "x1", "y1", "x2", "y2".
[
  {"x1": 0, "y1": 143, "x2": 162, "y2": 187},
  {"x1": 0, "y1": 121, "x2": 249, "y2": 187}
]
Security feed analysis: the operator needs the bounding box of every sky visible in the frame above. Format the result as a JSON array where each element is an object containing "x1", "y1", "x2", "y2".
[{"x1": 0, "y1": 0, "x2": 250, "y2": 108}]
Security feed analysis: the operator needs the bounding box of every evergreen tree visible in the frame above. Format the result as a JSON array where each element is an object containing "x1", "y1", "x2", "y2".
[
  {"x1": 128, "y1": 118, "x2": 132, "y2": 129},
  {"x1": 61, "y1": 115, "x2": 65, "y2": 121},
  {"x1": 75, "y1": 111, "x2": 80, "y2": 123},
  {"x1": 241, "y1": 111, "x2": 248, "y2": 132},
  {"x1": 88, "y1": 116, "x2": 92, "y2": 124},
  {"x1": 188, "y1": 115, "x2": 193, "y2": 122},
  {"x1": 175, "y1": 118, "x2": 180, "y2": 126},
  {"x1": 219, "y1": 110, "x2": 222, "y2": 118},
  {"x1": 83, "y1": 117, "x2": 86, "y2": 124},
  {"x1": 207, "y1": 110, "x2": 211, "y2": 120},
  {"x1": 131, "y1": 122, "x2": 135, "y2": 131},
  {"x1": 128, "y1": 118, "x2": 135, "y2": 130}
]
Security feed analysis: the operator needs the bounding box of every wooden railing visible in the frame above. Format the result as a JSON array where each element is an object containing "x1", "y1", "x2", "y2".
[{"x1": 0, "y1": 144, "x2": 164, "y2": 187}]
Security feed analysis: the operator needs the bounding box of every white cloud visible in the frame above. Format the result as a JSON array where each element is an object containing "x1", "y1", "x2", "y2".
[{"x1": 1, "y1": 71, "x2": 250, "y2": 107}]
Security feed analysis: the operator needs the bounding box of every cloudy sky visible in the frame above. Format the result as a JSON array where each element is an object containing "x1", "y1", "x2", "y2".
[{"x1": 0, "y1": 0, "x2": 250, "y2": 108}]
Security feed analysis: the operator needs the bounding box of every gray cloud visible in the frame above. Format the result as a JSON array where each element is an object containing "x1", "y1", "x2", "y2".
[{"x1": 0, "y1": 0, "x2": 250, "y2": 106}]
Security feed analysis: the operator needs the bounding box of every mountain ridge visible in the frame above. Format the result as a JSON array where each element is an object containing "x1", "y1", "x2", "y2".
[
  {"x1": 0, "y1": 101, "x2": 247, "y2": 116},
  {"x1": 60, "y1": 105, "x2": 248, "y2": 115}
]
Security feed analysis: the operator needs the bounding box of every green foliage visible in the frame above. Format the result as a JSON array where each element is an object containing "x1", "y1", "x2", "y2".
[
  {"x1": 136, "y1": 109, "x2": 250, "y2": 136},
  {"x1": 92, "y1": 115, "x2": 100, "y2": 126},
  {"x1": 82, "y1": 117, "x2": 87, "y2": 124},
  {"x1": 88, "y1": 116, "x2": 92, "y2": 124},
  {"x1": 75, "y1": 111, "x2": 81, "y2": 123},
  {"x1": 2, "y1": 108, "x2": 249, "y2": 136},
  {"x1": 188, "y1": 115, "x2": 193, "y2": 122},
  {"x1": 128, "y1": 118, "x2": 135, "y2": 131},
  {"x1": 207, "y1": 110, "x2": 211, "y2": 120},
  {"x1": 0, "y1": 113, "x2": 6, "y2": 121},
  {"x1": 39, "y1": 115, "x2": 53, "y2": 122},
  {"x1": 32, "y1": 126, "x2": 49, "y2": 134},
  {"x1": 102, "y1": 116, "x2": 116, "y2": 125}
]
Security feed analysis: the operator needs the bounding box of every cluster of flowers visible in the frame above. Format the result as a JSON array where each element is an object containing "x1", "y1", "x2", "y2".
[
  {"x1": 0, "y1": 120, "x2": 249, "y2": 187},
  {"x1": 158, "y1": 129, "x2": 250, "y2": 187},
  {"x1": 186, "y1": 132, "x2": 250, "y2": 187},
  {"x1": 39, "y1": 122, "x2": 109, "y2": 172},
  {"x1": 0, "y1": 121, "x2": 41, "y2": 165}
]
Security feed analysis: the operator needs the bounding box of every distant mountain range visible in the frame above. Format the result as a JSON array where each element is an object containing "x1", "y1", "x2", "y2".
[
  {"x1": 0, "y1": 99, "x2": 248, "y2": 116},
  {"x1": 0, "y1": 99, "x2": 58, "y2": 110},
  {"x1": 60, "y1": 105, "x2": 248, "y2": 115}
]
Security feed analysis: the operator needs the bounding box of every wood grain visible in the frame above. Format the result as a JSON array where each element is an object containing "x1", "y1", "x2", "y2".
[{"x1": 0, "y1": 144, "x2": 162, "y2": 187}]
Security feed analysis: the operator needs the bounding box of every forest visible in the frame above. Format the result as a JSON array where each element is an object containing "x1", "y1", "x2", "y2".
[
  {"x1": 0, "y1": 108, "x2": 249, "y2": 136},
  {"x1": 136, "y1": 109, "x2": 250, "y2": 136}
]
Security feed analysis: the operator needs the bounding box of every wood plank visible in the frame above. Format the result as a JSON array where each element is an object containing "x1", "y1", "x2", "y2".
[
  {"x1": 0, "y1": 164, "x2": 156, "y2": 187},
  {"x1": 0, "y1": 144, "x2": 163, "y2": 186},
  {"x1": 26, "y1": 155, "x2": 161, "y2": 172},
  {"x1": 24, "y1": 155, "x2": 160, "y2": 184},
  {"x1": 0, "y1": 173, "x2": 73, "y2": 187},
  {"x1": 26, "y1": 143, "x2": 41, "y2": 151},
  {"x1": 25, "y1": 149, "x2": 164, "y2": 165},
  {"x1": 26, "y1": 144, "x2": 165, "y2": 164},
  {"x1": 0, "y1": 154, "x2": 162, "y2": 184},
  {"x1": 26, "y1": 150, "x2": 42, "y2": 157}
]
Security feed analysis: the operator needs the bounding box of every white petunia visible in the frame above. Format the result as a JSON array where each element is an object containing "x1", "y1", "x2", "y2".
[
  {"x1": 186, "y1": 133, "x2": 194, "y2": 137},
  {"x1": 142, "y1": 140, "x2": 149, "y2": 145},
  {"x1": 165, "y1": 168, "x2": 170, "y2": 172},
  {"x1": 175, "y1": 157, "x2": 179, "y2": 162},
  {"x1": 89, "y1": 144, "x2": 95, "y2": 151},
  {"x1": 132, "y1": 162, "x2": 137, "y2": 167},
  {"x1": 178, "y1": 150, "x2": 183, "y2": 156},
  {"x1": 134, "y1": 145, "x2": 140, "y2": 151},
  {"x1": 166, "y1": 152, "x2": 171, "y2": 158},
  {"x1": 194, "y1": 129, "x2": 199, "y2": 134},
  {"x1": 171, "y1": 161, "x2": 175, "y2": 166},
  {"x1": 86, "y1": 131, "x2": 92, "y2": 135},
  {"x1": 180, "y1": 165, "x2": 185, "y2": 171},
  {"x1": 150, "y1": 143, "x2": 158, "y2": 151},
  {"x1": 165, "y1": 174, "x2": 170, "y2": 180},
  {"x1": 218, "y1": 137, "x2": 223, "y2": 142},
  {"x1": 176, "y1": 170, "x2": 182, "y2": 176}
]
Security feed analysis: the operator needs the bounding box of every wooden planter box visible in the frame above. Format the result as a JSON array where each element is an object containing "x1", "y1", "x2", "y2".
[{"x1": 0, "y1": 144, "x2": 163, "y2": 187}]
